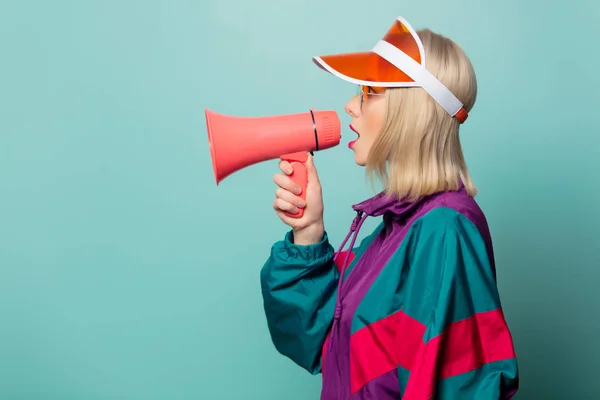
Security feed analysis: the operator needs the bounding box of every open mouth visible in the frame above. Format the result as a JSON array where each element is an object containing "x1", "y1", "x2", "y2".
[{"x1": 348, "y1": 124, "x2": 360, "y2": 148}]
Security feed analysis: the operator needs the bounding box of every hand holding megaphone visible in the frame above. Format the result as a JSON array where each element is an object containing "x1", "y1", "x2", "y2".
[
  {"x1": 205, "y1": 107, "x2": 341, "y2": 219},
  {"x1": 273, "y1": 153, "x2": 325, "y2": 243}
]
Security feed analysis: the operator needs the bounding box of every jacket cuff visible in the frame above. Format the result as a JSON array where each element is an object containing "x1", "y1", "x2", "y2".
[{"x1": 270, "y1": 230, "x2": 334, "y2": 268}]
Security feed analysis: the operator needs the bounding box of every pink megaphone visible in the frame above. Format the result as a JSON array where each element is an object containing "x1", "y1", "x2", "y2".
[{"x1": 205, "y1": 108, "x2": 341, "y2": 218}]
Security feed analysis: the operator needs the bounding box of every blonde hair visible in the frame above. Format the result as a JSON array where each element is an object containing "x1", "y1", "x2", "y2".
[{"x1": 366, "y1": 28, "x2": 478, "y2": 202}]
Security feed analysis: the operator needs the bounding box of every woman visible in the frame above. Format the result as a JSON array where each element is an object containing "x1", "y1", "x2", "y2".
[{"x1": 260, "y1": 16, "x2": 519, "y2": 400}]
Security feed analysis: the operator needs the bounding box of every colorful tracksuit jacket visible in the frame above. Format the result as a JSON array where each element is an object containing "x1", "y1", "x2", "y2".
[{"x1": 260, "y1": 186, "x2": 519, "y2": 399}]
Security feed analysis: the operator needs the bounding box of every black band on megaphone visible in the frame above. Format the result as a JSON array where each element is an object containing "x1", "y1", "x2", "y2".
[{"x1": 309, "y1": 108, "x2": 319, "y2": 152}]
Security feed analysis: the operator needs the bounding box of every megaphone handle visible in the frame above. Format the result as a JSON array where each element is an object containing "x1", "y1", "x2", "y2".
[{"x1": 280, "y1": 151, "x2": 309, "y2": 219}]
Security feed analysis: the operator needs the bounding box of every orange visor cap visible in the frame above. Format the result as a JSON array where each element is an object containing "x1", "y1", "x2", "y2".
[{"x1": 312, "y1": 16, "x2": 469, "y2": 123}]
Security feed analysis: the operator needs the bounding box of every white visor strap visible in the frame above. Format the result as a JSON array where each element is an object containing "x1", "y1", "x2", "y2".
[{"x1": 371, "y1": 40, "x2": 464, "y2": 118}]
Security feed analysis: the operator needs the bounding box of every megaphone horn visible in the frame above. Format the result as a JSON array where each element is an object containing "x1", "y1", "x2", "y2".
[{"x1": 205, "y1": 108, "x2": 341, "y2": 218}]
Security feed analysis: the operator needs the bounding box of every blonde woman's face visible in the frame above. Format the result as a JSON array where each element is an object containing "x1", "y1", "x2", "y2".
[{"x1": 344, "y1": 86, "x2": 387, "y2": 166}]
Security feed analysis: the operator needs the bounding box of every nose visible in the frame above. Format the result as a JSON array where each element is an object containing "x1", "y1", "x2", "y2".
[{"x1": 344, "y1": 95, "x2": 360, "y2": 118}]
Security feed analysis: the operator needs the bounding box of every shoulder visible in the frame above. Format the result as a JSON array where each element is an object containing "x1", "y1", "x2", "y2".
[
  {"x1": 408, "y1": 204, "x2": 483, "y2": 243},
  {"x1": 403, "y1": 200, "x2": 497, "y2": 285},
  {"x1": 403, "y1": 189, "x2": 492, "y2": 248}
]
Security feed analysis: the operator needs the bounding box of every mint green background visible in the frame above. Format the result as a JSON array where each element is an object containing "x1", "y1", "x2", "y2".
[{"x1": 1, "y1": 1, "x2": 599, "y2": 399}]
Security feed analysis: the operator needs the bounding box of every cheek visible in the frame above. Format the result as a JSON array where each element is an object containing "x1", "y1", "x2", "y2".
[{"x1": 363, "y1": 108, "x2": 386, "y2": 142}]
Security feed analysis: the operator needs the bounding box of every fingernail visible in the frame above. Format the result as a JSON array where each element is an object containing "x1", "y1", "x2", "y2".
[
  {"x1": 294, "y1": 187, "x2": 301, "y2": 194},
  {"x1": 287, "y1": 167, "x2": 293, "y2": 174},
  {"x1": 298, "y1": 200, "x2": 306, "y2": 208}
]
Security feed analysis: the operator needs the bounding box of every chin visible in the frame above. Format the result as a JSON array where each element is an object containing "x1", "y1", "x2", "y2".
[
  {"x1": 350, "y1": 142, "x2": 367, "y2": 166},
  {"x1": 353, "y1": 153, "x2": 367, "y2": 166}
]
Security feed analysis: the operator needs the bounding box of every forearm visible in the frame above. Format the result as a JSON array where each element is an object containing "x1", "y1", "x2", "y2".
[{"x1": 260, "y1": 230, "x2": 337, "y2": 374}]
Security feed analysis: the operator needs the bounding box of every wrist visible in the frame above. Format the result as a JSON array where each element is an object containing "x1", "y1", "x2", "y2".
[{"x1": 293, "y1": 223, "x2": 325, "y2": 246}]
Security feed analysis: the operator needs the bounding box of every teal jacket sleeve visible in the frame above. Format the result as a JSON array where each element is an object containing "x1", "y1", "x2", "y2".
[
  {"x1": 400, "y1": 208, "x2": 519, "y2": 399},
  {"x1": 260, "y1": 230, "x2": 338, "y2": 375}
]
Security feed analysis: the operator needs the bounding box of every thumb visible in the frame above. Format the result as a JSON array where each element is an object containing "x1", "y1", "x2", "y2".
[{"x1": 306, "y1": 154, "x2": 320, "y2": 185}]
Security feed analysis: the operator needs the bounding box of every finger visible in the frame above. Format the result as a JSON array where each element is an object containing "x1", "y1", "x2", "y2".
[
  {"x1": 273, "y1": 173, "x2": 302, "y2": 195},
  {"x1": 278, "y1": 160, "x2": 293, "y2": 175},
  {"x1": 276, "y1": 187, "x2": 306, "y2": 208},
  {"x1": 306, "y1": 154, "x2": 321, "y2": 186},
  {"x1": 273, "y1": 198, "x2": 299, "y2": 215},
  {"x1": 274, "y1": 211, "x2": 302, "y2": 229}
]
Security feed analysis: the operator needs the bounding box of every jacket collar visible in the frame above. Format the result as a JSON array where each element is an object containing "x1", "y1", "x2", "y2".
[
  {"x1": 352, "y1": 182, "x2": 466, "y2": 223},
  {"x1": 352, "y1": 191, "x2": 416, "y2": 217}
]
